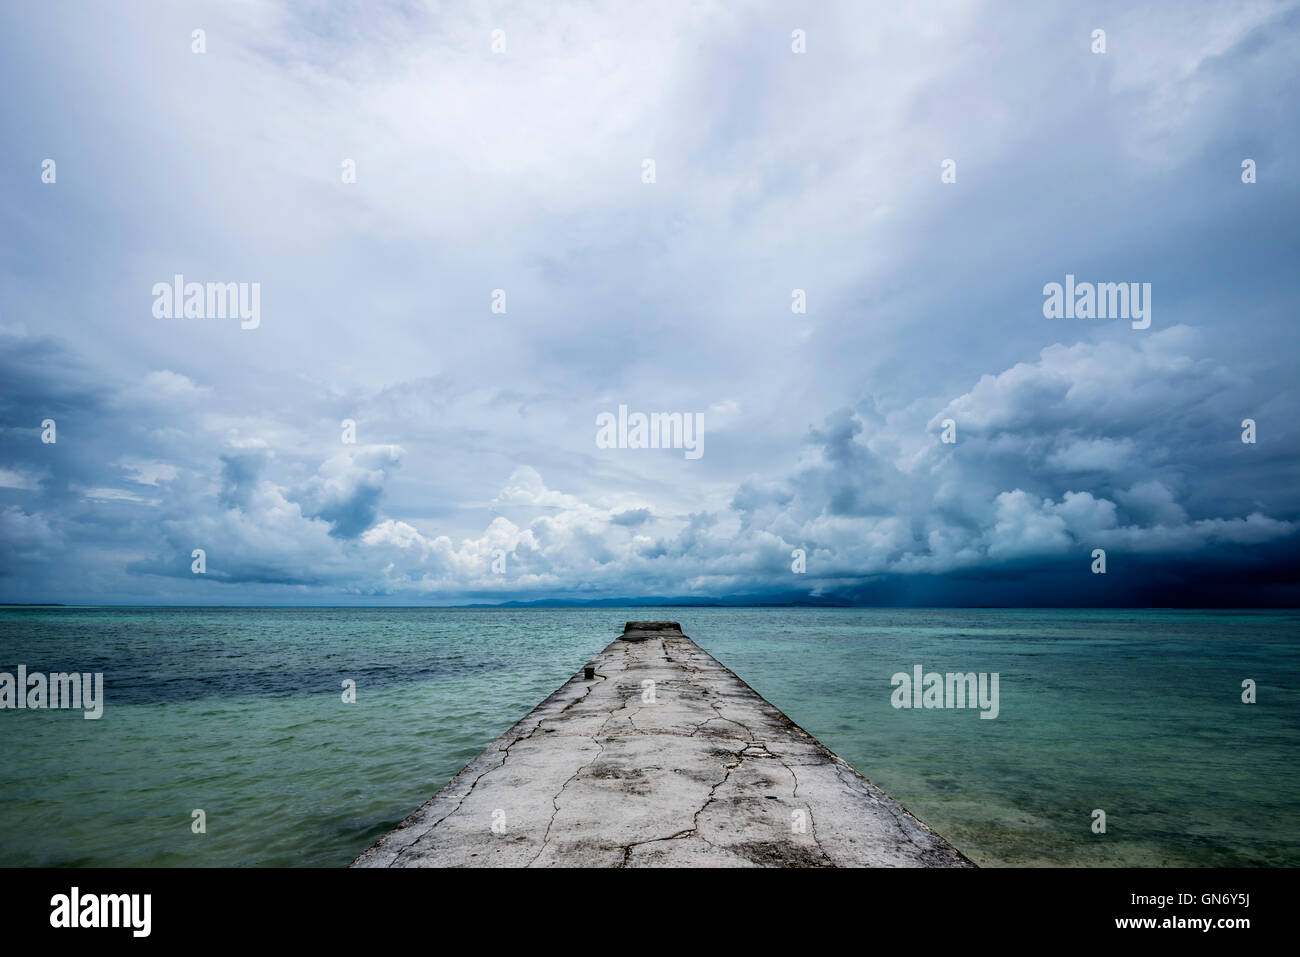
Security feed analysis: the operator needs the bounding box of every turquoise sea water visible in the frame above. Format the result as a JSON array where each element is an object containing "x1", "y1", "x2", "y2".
[{"x1": 1, "y1": 607, "x2": 1296, "y2": 867}]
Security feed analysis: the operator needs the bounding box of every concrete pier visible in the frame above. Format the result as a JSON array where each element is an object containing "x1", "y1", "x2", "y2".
[{"x1": 353, "y1": 622, "x2": 972, "y2": 867}]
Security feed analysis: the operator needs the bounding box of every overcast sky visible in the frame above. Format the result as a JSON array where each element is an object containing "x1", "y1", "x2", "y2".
[{"x1": 2, "y1": 0, "x2": 1297, "y2": 605}]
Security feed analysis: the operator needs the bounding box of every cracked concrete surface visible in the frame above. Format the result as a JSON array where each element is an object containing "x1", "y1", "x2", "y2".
[{"x1": 352, "y1": 622, "x2": 973, "y2": 868}]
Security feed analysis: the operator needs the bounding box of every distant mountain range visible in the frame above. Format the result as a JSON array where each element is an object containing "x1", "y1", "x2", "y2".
[{"x1": 471, "y1": 592, "x2": 859, "y2": 608}]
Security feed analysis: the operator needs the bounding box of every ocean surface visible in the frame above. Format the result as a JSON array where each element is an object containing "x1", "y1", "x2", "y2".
[{"x1": 1, "y1": 606, "x2": 1296, "y2": 867}]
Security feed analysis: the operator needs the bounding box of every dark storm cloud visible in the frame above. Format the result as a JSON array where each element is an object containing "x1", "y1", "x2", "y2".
[{"x1": 0, "y1": 1, "x2": 1296, "y2": 604}]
